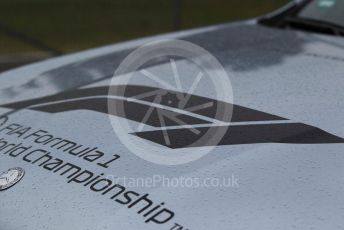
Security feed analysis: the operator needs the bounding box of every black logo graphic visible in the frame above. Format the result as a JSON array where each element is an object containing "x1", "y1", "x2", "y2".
[{"x1": 1, "y1": 85, "x2": 344, "y2": 149}]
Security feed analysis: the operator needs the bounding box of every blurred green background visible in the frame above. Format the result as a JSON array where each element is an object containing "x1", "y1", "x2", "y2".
[{"x1": 0, "y1": 0, "x2": 289, "y2": 71}]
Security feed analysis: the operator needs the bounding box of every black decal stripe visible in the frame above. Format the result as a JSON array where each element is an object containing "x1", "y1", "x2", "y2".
[
  {"x1": 1, "y1": 86, "x2": 109, "y2": 109},
  {"x1": 31, "y1": 98, "x2": 211, "y2": 127},
  {"x1": 134, "y1": 123, "x2": 344, "y2": 149},
  {"x1": 1, "y1": 85, "x2": 286, "y2": 122},
  {"x1": 2, "y1": 86, "x2": 343, "y2": 147}
]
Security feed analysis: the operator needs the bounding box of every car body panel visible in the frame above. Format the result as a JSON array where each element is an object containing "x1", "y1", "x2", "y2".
[{"x1": 1, "y1": 16, "x2": 344, "y2": 230}]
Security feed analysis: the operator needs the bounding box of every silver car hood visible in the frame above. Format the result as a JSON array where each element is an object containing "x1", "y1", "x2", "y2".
[{"x1": 1, "y1": 21, "x2": 344, "y2": 230}]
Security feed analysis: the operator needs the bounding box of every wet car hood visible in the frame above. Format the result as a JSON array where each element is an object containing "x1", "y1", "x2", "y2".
[{"x1": 1, "y1": 21, "x2": 344, "y2": 230}]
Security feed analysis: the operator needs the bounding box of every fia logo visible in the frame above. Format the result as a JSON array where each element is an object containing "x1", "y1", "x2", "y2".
[{"x1": 0, "y1": 167, "x2": 25, "y2": 191}]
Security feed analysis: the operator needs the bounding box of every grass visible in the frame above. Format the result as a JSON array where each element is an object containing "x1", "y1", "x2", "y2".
[{"x1": 0, "y1": 0, "x2": 289, "y2": 54}]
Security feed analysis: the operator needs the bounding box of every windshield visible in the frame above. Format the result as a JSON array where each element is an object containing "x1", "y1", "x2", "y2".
[{"x1": 298, "y1": 0, "x2": 344, "y2": 27}]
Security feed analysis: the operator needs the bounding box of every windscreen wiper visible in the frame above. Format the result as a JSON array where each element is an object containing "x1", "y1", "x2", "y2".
[{"x1": 282, "y1": 17, "x2": 344, "y2": 37}]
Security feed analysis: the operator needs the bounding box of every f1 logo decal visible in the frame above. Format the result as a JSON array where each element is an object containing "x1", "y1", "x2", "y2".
[{"x1": 1, "y1": 85, "x2": 343, "y2": 149}]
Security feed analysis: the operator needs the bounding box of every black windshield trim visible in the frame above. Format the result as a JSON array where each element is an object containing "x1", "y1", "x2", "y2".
[
  {"x1": 258, "y1": 0, "x2": 312, "y2": 27},
  {"x1": 258, "y1": 0, "x2": 344, "y2": 37}
]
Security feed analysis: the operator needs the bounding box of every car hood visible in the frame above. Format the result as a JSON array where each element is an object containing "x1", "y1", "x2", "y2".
[{"x1": 1, "y1": 21, "x2": 344, "y2": 230}]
